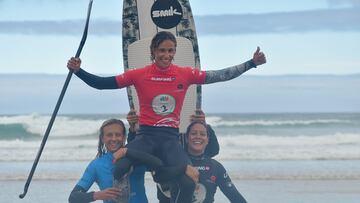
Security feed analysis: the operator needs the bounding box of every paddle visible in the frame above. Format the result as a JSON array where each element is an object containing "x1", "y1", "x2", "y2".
[{"x1": 19, "y1": 0, "x2": 94, "y2": 199}]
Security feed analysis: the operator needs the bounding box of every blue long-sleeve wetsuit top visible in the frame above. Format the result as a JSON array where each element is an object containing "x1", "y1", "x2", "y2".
[{"x1": 72, "y1": 152, "x2": 148, "y2": 203}]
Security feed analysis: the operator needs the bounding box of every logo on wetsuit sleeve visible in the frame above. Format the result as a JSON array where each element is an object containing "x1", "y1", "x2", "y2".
[
  {"x1": 210, "y1": 175, "x2": 217, "y2": 183},
  {"x1": 152, "y1": 94, "x2": 176, "y2": 116},
  {"x1": 151, "y1": 0, "x2": 183, "y2": 29}
]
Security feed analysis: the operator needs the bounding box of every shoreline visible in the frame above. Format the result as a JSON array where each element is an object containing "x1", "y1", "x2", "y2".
[
  {"x1": 3, "y1": 179, "x2": 360, "y2": 203},
  {"x1": 2, "y1": 159, "x2": 360, "y2": 181}
]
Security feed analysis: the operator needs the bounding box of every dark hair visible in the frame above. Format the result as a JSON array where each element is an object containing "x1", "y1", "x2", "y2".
[
  {"x1": 150, "y1": 31, "x2": 177, "y2": 61},
  {"x1": 185, "y1": 120, "x2": 208, "y2": 138},
  {"x1": 96, "y1": 119, "x2": 126, "y2": 158}
]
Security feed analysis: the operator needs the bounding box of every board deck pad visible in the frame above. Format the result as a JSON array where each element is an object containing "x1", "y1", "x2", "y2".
[{"x1": 123, "y1": 0, "x2": 201, "y2": 132}]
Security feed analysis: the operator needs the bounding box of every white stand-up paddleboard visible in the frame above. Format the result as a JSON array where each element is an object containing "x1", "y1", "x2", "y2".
[{"x1": 122, "y1": 0, "x2": 201, "y2": 132}]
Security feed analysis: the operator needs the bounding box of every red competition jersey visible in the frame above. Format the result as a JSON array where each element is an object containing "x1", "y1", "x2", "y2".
[{"x1": 115, "y1": 64, "x2": 206, "y2": 128}]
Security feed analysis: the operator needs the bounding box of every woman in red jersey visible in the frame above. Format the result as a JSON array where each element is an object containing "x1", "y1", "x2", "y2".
[{"x1": 67, "y1": 31, "x2": 266, "y2": 203}]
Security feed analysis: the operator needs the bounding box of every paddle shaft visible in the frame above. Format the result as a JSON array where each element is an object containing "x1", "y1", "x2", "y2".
[{"x1": 19, "y1": 0, "x2": 93, "y2": 199}]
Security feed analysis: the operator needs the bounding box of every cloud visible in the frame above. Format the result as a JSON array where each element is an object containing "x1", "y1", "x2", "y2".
[
  {"x1": 1, "y1": 8, "x2": 359, "y2": 36},
  {"x1": 0, "y1": 20, "x2": 120, "y2": 36},
  {"x1": 196, "y1": 8, "x2": 360, "y2": 35},
  {"x1": 327, "y1": 0, "x2": 360, "y2": 8}
]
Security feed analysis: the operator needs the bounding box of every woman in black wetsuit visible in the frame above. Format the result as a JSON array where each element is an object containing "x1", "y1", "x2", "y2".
[{"x1": 158, "y1": 120, "x2": 247, "y2": 203}]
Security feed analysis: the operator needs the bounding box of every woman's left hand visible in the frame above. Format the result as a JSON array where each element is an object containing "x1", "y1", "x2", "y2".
[{"x1": 252, "y1": 46, "x2": 266, "y2": 66}]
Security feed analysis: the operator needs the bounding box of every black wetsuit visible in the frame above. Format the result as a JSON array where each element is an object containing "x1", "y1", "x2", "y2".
[
  {"x1": 156, "y1": 125, "x2": 246, "y2": 203},
  {"x1": 157, "y1": 153, "x2": 247, "y2": 203},
  {"x1": 192, "y1": 154, "x2": 247, "y2": 203}
]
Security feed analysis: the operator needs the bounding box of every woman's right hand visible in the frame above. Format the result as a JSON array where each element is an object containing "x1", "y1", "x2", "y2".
[
  {"x1": 67, "y1": 57, "x2": 81, "y2": 73},
  {"x1": 93, "y1": 187, "x2": 121, "y2": 201},
  {"x1": 190, "y1": 109, "x2": 206, "y2": 123},
  {"x1": 127, "y1": 109, "x2": 139, "y2": 132}
]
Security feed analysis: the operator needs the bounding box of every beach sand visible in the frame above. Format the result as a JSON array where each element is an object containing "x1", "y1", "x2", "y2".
[
  {"x1": 2, "y1": 179, "x2": 360, "y2": 203},
  {"x1": 2, "y1": 160, "x2": 360, "y2": 202}
]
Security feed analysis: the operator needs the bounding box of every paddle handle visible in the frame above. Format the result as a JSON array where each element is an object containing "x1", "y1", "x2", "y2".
[{"x1": 19, "y1": 0, "x2": 93, "y2": 199}]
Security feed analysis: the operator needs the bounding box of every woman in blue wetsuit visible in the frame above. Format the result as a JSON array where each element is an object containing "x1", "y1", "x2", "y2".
[{"x1": 68, "y1": 118, "x2": 155, "y2": 203}]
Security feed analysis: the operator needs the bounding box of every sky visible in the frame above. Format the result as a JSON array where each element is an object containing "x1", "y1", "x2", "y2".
[
  {"x1": 1, "y1": 0, "x2": 360, "y2": 114},
  {"x1": 1, "y1": 0, "x2": 359, "y2": 75}
]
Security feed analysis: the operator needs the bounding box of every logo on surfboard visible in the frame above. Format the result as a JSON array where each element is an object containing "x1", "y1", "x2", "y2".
[{"x1": 151, "y1": 0, "x2": 183, "y2": 29}]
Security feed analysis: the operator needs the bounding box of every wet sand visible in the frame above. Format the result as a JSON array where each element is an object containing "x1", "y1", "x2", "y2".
[{"x1": 2, "y1": 179, "x2": 360, "y2": 203}]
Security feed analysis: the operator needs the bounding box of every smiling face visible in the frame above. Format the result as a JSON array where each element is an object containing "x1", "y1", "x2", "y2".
[
  {"x1": 101, "y1": 123, "x2": 126, "y2": 153},
  {"x1": 187, "y1": 123, "x2": 209, "y2": 156},
  {"x1": 153, "y1": 39, "x2": 176, "y2": 69},
  {"x1": 150, "y1": 31, "x2": 177, "y2": 69}
]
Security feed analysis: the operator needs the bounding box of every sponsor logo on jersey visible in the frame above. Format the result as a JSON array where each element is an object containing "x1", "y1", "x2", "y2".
[
  {"x1": 195, "y1": 165, "x2": 210, "y2": 171},
  {"x1": 152, "y1": 94, "x2": 176, "y2": 116},
  {"x1": 151, "y1": 0, "x2": 183, "y2": 29},
  {"x1": 154, "y1": 117, "x2": 179, "y2": 128},
  {"x1": 151, "y1": 77, "x2": 175, "y2": 82}
]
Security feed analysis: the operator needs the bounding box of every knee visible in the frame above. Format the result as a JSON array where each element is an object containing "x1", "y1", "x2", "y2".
[{"x1": 113, "y1": 158, "x2": 132, "y2": 180}]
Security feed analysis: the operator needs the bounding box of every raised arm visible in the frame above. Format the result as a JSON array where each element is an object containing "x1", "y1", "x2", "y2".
[
  {"x1": 67, "y1": 57, "x2": 118, "y2": 90},
  {"x1": 204, "y1": 47, "x2": 266, "y2": 84},
  {"x1": 126, "y1": 109, "x2": 139, "y2": 143}
]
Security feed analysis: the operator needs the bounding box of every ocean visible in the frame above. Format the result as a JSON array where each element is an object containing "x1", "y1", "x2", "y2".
[
  {"x1": 1, "y1": 112, "x2": 360, "y2": 202},
  {"x1": 1, "y1": 113, "x2": 360, "y2": 162}
]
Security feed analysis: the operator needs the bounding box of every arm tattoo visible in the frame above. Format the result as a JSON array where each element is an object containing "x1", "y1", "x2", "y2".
[{"x1": 204, "y1": 60, "x2": 256, "y2": 84}]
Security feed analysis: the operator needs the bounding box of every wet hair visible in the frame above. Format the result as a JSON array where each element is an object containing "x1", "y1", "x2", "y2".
[
  {"x1": 150, "y1": 31, "x2": 177, "y2": 61},
  {"x1": 96, "y1": 118, "x2": 126, "y2": 158}
]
